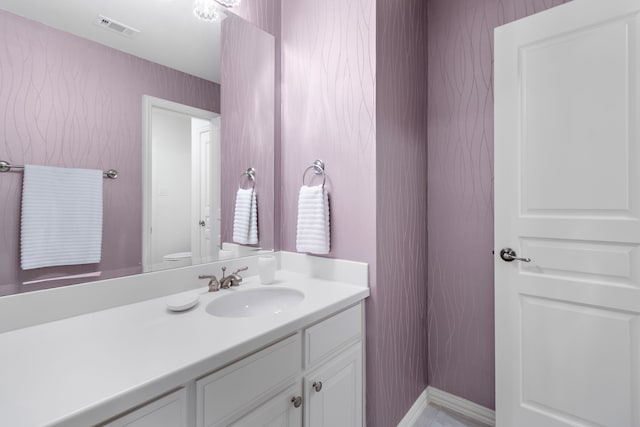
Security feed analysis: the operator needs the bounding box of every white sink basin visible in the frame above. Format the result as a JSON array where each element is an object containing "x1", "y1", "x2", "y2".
[{"x1": 205, "y1": 287, "x2": 305, "y2": 318}]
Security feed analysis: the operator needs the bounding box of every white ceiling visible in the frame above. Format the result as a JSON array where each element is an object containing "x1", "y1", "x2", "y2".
[{"x1": 0, "y1": 0, "x2": 223, "y2": 83}]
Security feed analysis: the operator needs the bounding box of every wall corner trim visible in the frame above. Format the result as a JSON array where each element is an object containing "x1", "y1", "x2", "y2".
[{"x1": 397, "y1": 386, "x2": 496, "y2": 427}]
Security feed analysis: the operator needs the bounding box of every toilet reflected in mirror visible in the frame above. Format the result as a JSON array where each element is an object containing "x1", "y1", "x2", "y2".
[{"x1": 162, "y1": 251, "x2": 193, "y2": 268}]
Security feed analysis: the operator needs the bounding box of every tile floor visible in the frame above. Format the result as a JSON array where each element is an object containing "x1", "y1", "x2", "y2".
[{"x1": 412, "y1": 404, "x2": 490, "y2": 427}]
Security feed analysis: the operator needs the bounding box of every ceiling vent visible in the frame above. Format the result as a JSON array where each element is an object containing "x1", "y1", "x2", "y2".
[{"x1": 94, "y1": 15, "x2": 140, "y2": 38}]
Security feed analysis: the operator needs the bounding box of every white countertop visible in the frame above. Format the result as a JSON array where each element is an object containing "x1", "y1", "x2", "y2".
[{"x1": 0, "y1": 270, "x2": 369, "y2": 427}]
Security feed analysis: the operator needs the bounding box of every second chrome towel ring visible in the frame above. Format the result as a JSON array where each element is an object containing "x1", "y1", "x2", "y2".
[
  {"x1": 302, "y1": 160, "x2": 326, "y2": 188},
  {"x1": 238, "y1": 167, "x2": 256, "y2": 190}
]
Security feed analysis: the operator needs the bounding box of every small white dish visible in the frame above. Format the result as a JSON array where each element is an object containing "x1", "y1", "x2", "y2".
[{"x1": 166, "y1": 291, "x2": 200, "y2": 312}]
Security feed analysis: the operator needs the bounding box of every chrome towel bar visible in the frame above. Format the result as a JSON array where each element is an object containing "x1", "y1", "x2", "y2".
[{"x1": 0, "y1": 160, "x2": 118, "y2": 179}]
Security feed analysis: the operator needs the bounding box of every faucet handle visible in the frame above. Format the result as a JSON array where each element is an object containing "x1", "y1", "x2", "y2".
[
  {"x1": 228, "y1": 267, "x2": 248, "y2": 287},
  {"x1": 232, "y1": 266, "x2": 248, "y2": 275},
  {"x1": 199, "y1": 274, "x2": 221, "y2": 292}
]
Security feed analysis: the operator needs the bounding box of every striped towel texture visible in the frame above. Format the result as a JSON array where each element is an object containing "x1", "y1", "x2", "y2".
[
  {"x1": 296, "y1": 185, "x2": 330, "y2": 254},
  {"x1": 21, "y1": 164, "x2": 103, "y2": 270},
  {"x1": 233, "y1": 188, "x2": 258, "y2": 245}
]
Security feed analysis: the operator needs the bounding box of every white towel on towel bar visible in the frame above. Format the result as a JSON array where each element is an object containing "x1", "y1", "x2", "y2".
[
  {"x1": 20, "y1": 165, "x2": 103, "y2": 270},
  {"x1": 233, "y1": 188, "x2": 258, "y2": 245},
  {"x1": 296, "y1": 185, "x2": 330, "y2": 254}
]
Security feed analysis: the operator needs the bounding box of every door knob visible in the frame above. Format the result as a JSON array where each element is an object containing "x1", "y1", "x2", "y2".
[
  {"x1": 312, "y1": 381, "x2": 323, "y2": 392},
  {"x1": 500, "y1": 248, "x2": 531, "y2": 263}
]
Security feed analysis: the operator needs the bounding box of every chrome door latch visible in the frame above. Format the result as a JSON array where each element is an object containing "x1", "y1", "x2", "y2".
[{"x1": 500, "y1": 247, "x2": 531, "y2": 263}]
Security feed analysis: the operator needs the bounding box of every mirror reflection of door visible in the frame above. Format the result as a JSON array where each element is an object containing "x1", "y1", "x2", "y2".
[
  {"x1": 191, "y1": 116, "x2": 221, "y2": 266},
  {"x1": 142, "y1": 96, "x2": 220, "y2": 272}
]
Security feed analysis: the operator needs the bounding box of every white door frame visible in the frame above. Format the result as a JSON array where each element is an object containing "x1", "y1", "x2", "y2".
[{"x1": 142, "y1": 95, "x2": 217, "y2": 272}]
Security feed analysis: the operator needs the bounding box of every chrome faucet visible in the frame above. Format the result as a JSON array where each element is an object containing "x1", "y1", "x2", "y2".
[
  {"x1": 219, "y1": 266, "x2": 248, "y2": 289},
  {"x1": 199, "y1": 266, "x2": 248, "y2": 292},
  {"x1": 198, "y1": 274, "x2": 221, "y2": 292}
]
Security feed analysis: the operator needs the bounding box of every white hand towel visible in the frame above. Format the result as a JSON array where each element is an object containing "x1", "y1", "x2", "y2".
[
  {"x1": 233, "y1": 188, "x2": 258, "y2": 245},
  {"x1": 296, "y1": 185, "x2": 330, "y2": 254},
  {"x1": 21, "y1": 164, "x2": 103, "y2": 270}
]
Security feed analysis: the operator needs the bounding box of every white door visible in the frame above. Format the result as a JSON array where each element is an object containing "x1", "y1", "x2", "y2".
[
  {"x1": 495, "y1": 1, "x2": 640, "y2": 426},
  {"x1": 191, "y1": 118, "x2": 220, "y2": 264}
]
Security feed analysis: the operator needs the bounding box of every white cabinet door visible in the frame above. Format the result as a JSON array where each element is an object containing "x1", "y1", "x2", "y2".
[
  {"x1": 229, "y1": 384, "x2": 302, "y2": 427},
  {"x1": 102, "y1": 388, "x2": 187, "y2": 427},
  {"x1": 305, "y1": 343, "x2": 362, "y2": 427},
  {"x1": 495, "y1": 0, "x2": 640, "y2": 426}
]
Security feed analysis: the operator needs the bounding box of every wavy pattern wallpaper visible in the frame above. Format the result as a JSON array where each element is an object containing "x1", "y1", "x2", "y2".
[
  {"x1": 281, "y1": 0, "x2": 429, "y2": 425},
  {"x1": 427, "y1": 0, "x2": 572, "y2": 410},
  {"x1": 374, "y1": 0, "x2": 429, "y2": 425},
  {"x1": 0, "y1": 11, "x2": 219, "y2": 296},
  {"x1": 280, "y1": 0, "x2": 380, "y2": 422},
  {"x1": 232, "y1": 0, "x2": 282, "y2": 249},
  {"x1": 233, "y1": 0, "x2": 280, "y2": 36},
  {"x1": 220, "y1": 15, "x2": 275, "y2": 251},
  {"x1": 280, "y1": 0, "x2": 377, "y2": 266}
]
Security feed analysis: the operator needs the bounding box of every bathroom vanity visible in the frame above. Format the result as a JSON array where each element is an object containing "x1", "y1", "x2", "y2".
[{"x1": 0, "y1": 254, "x2": 369, "y2": 427}]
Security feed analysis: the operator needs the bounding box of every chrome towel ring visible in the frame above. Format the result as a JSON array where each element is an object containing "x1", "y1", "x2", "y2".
[
  {"x1": 238, "y1": 167, "x2": 256, "y2": 190},
  {"x1": 302, "y1": 159, "x2": 326, "y2": 187}
]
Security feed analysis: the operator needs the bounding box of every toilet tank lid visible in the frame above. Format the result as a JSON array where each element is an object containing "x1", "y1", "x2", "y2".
[{"x1": 163, "y1": 252, "x2": 192, "y2": 260}]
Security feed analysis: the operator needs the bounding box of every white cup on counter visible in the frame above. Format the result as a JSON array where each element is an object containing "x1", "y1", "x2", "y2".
[{"x1": 258, "y1": 255, "x2": 277, "y2": 284}]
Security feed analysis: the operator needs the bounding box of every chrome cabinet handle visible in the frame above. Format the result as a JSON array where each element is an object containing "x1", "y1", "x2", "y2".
[
  {"x1": 199, "y1": 220, "x2": 206, "y2": 227},
  {"x1": 312, "y1": 381, "x2": 323, "y2": 392},
  {"x1": 500, "y1": 248, "x2": 531, "y2": 263},
  {"x1": 291, "y1": 396, "x2": 302, "y2": 408}
]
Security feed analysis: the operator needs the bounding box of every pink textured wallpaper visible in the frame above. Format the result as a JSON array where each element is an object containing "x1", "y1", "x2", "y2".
[
  {"x1": 427, "y1": 0, "x2": 572, "y2": 409},
  {"x1": 220, "y1": 15, "x2": 275, "y2": 250},
  {"x1": 280, "y1": 1, "x2": 378, "y2": 421},
  {"x1": 281, "y1": 1, "x2": 430, "y2": 425},
  {"x1": 232, "y1": 1, "x2": 282, "y2": 250},
  {"x1": 280, "y1": 0, "x2": 376, "y2": 265},
  {"x1": 373, "y1": 0, "x2": 429, "y2": 425},
  {"x1": 0, "y1": 11, "x2": 219, "y2": 296},
  {"x1": 233, "y1": 0, "x2": 280, "y2": 37}
]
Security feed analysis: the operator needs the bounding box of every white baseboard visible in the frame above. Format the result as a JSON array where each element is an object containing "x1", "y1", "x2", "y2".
[
  {"x1": 397, "y1": 386, "x2": 495, "y2": 426},
  {"x1": 397, "y1": 388, "x2": 429, "y2": 427}
]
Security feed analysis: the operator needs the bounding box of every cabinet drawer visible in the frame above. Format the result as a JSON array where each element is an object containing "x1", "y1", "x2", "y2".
[
  {"x1": 101, "y1": 388, "x2": 187, "y2": 427},
  {"x1": 197, "y1": 334, "x2": 301, "y2": 427},
  {"x1": 304, "y1": 304, "x2": 362, "y2": 368},
  {"x1": 228, "y1": 383, "x2": 302, "y2": 427}
]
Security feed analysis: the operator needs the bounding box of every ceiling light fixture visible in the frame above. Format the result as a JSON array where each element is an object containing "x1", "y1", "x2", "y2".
[
  {"x1": 215, "y1": 0, "x2": 241, "y2": 8},
  {"x1": 193, "y1": 0, "x2": 220, "y2": 21}
]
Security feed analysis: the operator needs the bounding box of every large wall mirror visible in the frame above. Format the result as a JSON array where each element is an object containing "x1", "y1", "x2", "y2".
[{"x1": 0, "y1": 0, "x2": 275, "y2": 296}]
